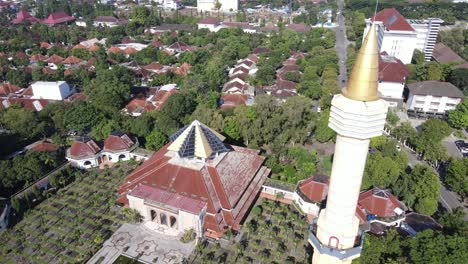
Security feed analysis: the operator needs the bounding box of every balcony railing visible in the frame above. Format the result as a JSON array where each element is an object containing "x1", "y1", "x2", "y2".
[{"x1": 308, "y1": 219, "x2": 365, "y2": 260}]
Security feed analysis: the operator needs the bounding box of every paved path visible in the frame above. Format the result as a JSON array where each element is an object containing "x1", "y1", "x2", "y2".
[
  {"x1": 88, "y1": 223, "x2": 195, "y2": 264},
  {"x1": 335, "y1": 0, "x2": 349, "y2": 88}
]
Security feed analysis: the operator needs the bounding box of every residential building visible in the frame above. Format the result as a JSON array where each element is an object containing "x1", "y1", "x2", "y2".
[
  {"x1": 197, "y1": 18, "x2": 259, "y2": 33},
  {"x1": 66, "y1": 132, "x2": 146, "y2": 169},
  {"x1": 152, "y1": 0, "x2": 182, "y2": 10},
  {"x1": 31, "y1": 81, "x2": 74, "y2": 100},
  {"x1": 93, "y1": 16, "x2": 127, "y2": 27},
  {"x1": 364, "y1": 8, "x2": 442, "y2": 64},
  {"x1": 12, "y1": 10, "x2": 39, "y2": 24},
  {"x1": 197, "y1": 0, "x2": 238, "y2": 12},
  {"x1": 117, "y1": 120, "x2": 270, "y2": 238},
  {"x1": 66, "y1": 137, "x2": 102, "y2": 169},
  {"x1": 406, "y1": 81, "x2": 464, "y2": 114},
  {"x1": 432, "y1": 42, "x2": 467, "y2": 64},
  {"x1": 378, "y1": 52, "x2": 410, "y2": 107},
  {"x1": 41, "y1": 11, "x2": 75, "y2": 26}
]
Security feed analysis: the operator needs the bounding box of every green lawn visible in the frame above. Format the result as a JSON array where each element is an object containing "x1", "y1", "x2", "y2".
[
  {"x1": 0, "y1": 162, "x2": 138, "y2": 264},
  {"x1": 189, "y1": 199, "x2": 313, "y2": 264}
]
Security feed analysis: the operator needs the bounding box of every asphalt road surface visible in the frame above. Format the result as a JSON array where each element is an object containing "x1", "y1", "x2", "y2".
[{"x1": 335, "y1": 0, "x2": 349, "y2": 88}]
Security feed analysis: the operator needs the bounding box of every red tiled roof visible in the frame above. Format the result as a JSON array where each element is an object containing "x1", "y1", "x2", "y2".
[
  {"x1": 143, "y1": 62, "x2": 163, "y2": 71},
  {"x1": 30, "y1": 141, "x2": 60, "y2": 152},
  {"x1": 432, "y1": 43, "x2": 467, "y2": 64},
  {"x1": 220, "y1": 94, "x2": 248, "y2": 109},
  {"x1": 46, "y1": 54, "x2": 64, "y2": 64},
  {"x1": 42, "y1": 67, "x2": 56, "y2": 75},
  {"x1": 372, "y1": 8, "x2": 414, "y2": 31},
  {"x1": 358, "y1": 188, "x2": 402, "y2": 218},
  {"x1": 72, "y1": 44, "x2": 86, "y2": 50},
  {"x1": 117, "y1": 143, "x2": 270, "y2": 236},
  {"x1": 199, "y1": 17, "x2": 220, "y2": 25},
  {"x1": 286, "y1": 23, "x2": 311, "y2": 33},
  {"x1": 108, "y1": 46, "x2": 123, "y2": 53},
  {"x1": 130, "y1": 184, "x2": 207, "y2": 214},
  {"x1": 278, "y1": 64, "x2": 300, "y2": 73},
  {"x1": 152, "y1": 89, "x2": 177, "y2": 110},
  {"x1": 88, "y1": 44, "x2": 100, "y2": 52},
  {"x1": 63, "y1": 56, "x2": 82, "y2": 64},
  {"x1": 298, "y1": 175, "x2": 330, "y2": 203},
  {"x1": 12, "y1": 10, "x2": 39, "y2": 24},
  {"x1": 0, "y1": 98, "x2": 50, "y2": 111},
  {"x1": 68, "y1": 139, "x2": 101, "y2": 159},
  {"x1": 379, "y1": 52, "x2": 410, "y2": 83},
  {"x1": 246, "y1": 54, "x2": 259, "y2": 63},
  {"x1": 124, "y1": 47, "x2": 138, "y2": 55},
  {"x1": 0, "y1": 83, "x2": 21, "y2": 95},
  {"x1": 276, "y1": 80, "x2": 297, "y2": 90},
  {"x1": 40, "y1": 42, "x2": 53, "y2": 49},
  {"x1": 103, "y1": 133, "x2": 135, "y2": 152},
  {"x1": 15, "y1": 52, "x2": 28, "y2": 59},
  {"x1": 41, "y1": 11, "x2": 75, "y2": 25},
  {"x1": 126, "y1": 96, "x2": 156, "y2": 115},
  {"x1": 172, "y1": 63, "x2": 192, "y2": 76},
  {"x1": 30, "y1": 54, "x2": 47, "y2": 62}
]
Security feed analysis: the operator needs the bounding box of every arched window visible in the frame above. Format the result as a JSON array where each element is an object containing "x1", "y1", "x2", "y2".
[
  {"x1": 84, "y1": 160, "x2": 92, "y2": 166},
  {"x1": 328, "y1": 236, "x2": 339, "y2": 249},
  {"x1": 119, "y1": 154, "x2": 126, "y2": 160},
  {"x1": 150, "y1": 210, "x2": 157, "y2": 221},
  {"x1": 160, "y1": 213, "x2": 167, "y2": 226},
  {"x1": 170, "y1": 216, "x2": 177, "y2": 228}
]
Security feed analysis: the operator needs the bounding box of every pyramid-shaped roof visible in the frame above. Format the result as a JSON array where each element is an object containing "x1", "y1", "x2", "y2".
[{"x1": 168, "y1": 120, "x2": 229, "y2": 159}]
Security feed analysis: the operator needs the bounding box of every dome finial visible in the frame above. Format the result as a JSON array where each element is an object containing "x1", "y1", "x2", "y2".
[{"x1": 342, "y1": 23, "x2": 379, "y2": 101}]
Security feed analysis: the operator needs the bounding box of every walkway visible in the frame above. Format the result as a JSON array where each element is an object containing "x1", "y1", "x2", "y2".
[{"x1": 87, "y1": 223, "x2": 195, "y2": 264}]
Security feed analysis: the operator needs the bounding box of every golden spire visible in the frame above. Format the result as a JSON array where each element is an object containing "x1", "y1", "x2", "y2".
[{"x1": 342, "y1": 23, "x2": 379, "y2": 101}]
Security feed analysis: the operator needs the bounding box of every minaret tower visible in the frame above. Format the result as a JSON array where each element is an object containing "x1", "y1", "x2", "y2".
[{"x1": 308, "y1": 24, "x2": 388, "y2": 264}]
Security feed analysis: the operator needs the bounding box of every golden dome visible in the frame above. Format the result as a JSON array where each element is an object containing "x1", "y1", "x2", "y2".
[{"x1": 342, "y1": 23, "x2": 379, "y2": 101}]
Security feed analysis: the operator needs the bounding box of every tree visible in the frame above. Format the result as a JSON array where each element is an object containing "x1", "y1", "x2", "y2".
[
  {"x1": 85, "y1": 66, "x2": 134, "y2": 114},
  {"x1": 413, "y1": 119, "x2": 451, "y2": 165},
  {"x1": 447, "y1": 100, "x2": 468, "y2": 129},
  {"x1": 160, "y1": 92, "x2": 197, "y2": 126},
  {"x1": 314, "y1": 110, "x2": 335, "y2": 143},
  {"x1": 63, "y1": 101, "x2": 103, "y2": 133},
  {"x1": 409, "y1": 230, "x2": 467, "y2": 264},
  {"x1": 6, "y1": 70, "x2": 30, "y2": 87},
  {"x1": 406, "y1": 165, "x2": 440, "y2": 215},
  {"x1": 445, "y1": 158, "x2": 468, "y2": 196},
  {"x1": 90, "y1": 119, "x2": 120, "y2": 141},
  {"x1": 145, "y1": 130, "x2": 168, "y2": 151},
  {"x1": 439, "y1": 207, "x2": 468, "y2": 236},
  {"x1": 1, "y1": 107, "x2": 42, "y2": 138},
  {"x1": 448, "y1": 68, "x2": 468, "y2": 95},
  {"x1": 412, "y1": 49, "x2": 426, "y2": 65}
]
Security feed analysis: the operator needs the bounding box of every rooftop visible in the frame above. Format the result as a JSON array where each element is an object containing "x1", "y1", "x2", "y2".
[
  {"x1": 372, "y1": 8, "x2": 414, "y2": 32},
  {"x1": 407, "y1": 81, "x2": 464, "y2": 98}
]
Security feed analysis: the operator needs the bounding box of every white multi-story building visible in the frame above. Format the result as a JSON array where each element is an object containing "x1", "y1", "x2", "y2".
[
  {"x1": 364, "y1": 8, "x2": 442, "y2": 64},
  {"x1": 406, "y1": 81, "x2": 464, "y2": 113},
  {"x1": 197, "y1": 0, "x2": 238, "y2": 12},
  {"x1": 31, "y1": 81, "x2": 74, "y2": 100},
  {"x1": 152, "y1": 0, "x2": 182, "y2": 10},
  {"x1": 408, "y1": 18, "x2": 444, "y2": 61}
]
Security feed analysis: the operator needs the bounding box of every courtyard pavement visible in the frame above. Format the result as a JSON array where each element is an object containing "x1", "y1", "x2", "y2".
[{"x1": 87, "y1": 223, "x2": 195, "y2": 264}]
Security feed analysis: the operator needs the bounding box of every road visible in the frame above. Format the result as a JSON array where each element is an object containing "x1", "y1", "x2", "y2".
[
  {"x1": 335, "y1": 0, "x2": 349, "y2": 88},
  {"x1": 402, "y1": 146, "x2": 467, "y2": 219}
]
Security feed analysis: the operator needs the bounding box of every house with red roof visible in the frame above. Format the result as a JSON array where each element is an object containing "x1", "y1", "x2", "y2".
[
  {"x1": 0, "y1": 83, "x2": 22, "y2": 96},
  {"x1": 378, "y1": 52, "x2": 410, "y2": 108},
  {"x1": 66, "y1": 137, "x2": 102, "y2": 169},
  {"x1": 12, "y1": 10, "x2": 39, "y2": 24},
  {"x1": 261, "y1": 176, "x2": 405, "y2": 232},
  {"x1": 365, "y1": 8, "x2": 443, "y2": 64},
  {"x1": 124, "y1": 84, "x2": 178, "y2": 116},
  {"x1": 41, "y1": 11, "x2": 75, "y2": 26},
  {"x1": 66, "y1": 132, "x2": 142, "y2": 169},
  {"x1": 117, "y1": 120, "x2": 270, "y2": 238},
  {"x1": 101, "y1": 132, "x2": 139, "y2": 163}
]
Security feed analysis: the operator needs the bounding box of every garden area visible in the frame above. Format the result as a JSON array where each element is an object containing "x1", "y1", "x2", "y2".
[
  {"x1": 0, "y1": 162, "x2": 139, "y2": 264},
  {"x1": 188, "y1": 199, "x2": 313, "y2": 264}
]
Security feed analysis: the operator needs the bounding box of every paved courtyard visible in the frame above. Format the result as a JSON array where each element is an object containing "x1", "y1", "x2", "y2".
[{"x1": 87, "y1": 223, "x2": 195, "y2": 264}]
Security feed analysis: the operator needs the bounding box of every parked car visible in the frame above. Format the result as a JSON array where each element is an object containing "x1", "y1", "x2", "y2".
[{"x1": 455, "y1": 140, "x2": 468, "y2": 154}]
